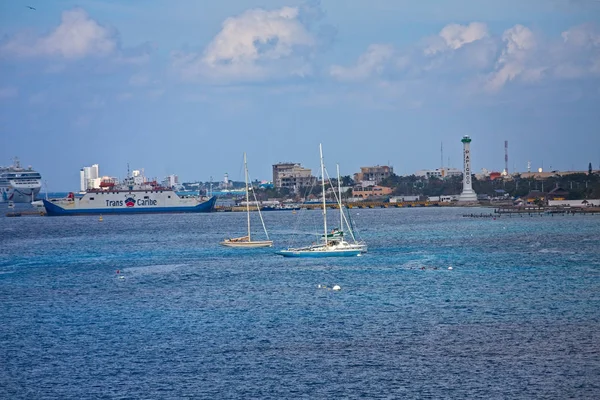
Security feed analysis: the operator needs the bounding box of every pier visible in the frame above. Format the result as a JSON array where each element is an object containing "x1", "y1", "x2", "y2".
[
  {"x1": 459, "y1": 206, "x2": 600, "y2": 218},
  {"x1": 7, "y1": 204, "x2": 599, "y2": 216},
  {"x1": 214, "y1": 201, "x2": 450, "y2": 212},
  {"x1": 6, "y1": 210, "x2": 46, "y2": 217}
]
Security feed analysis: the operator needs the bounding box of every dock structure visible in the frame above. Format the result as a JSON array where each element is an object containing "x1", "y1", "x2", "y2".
[
  {"x1": 5, "y1": 210, "x2": 46, "y2": 217},
  {"x1": 491, "y1": 206, "x2": 600, "y2": 217},
  {"x1": 215, "y1": 201, "x2": 451, "y2": 212},
  {"x1": 14, "y1": 203, "x2": 598, "y2": 216}
]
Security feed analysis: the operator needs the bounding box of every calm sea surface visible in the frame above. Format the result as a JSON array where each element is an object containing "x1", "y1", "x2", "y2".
[{"x1": 1, "y1": 206, "x2": 599, "y2": 399}]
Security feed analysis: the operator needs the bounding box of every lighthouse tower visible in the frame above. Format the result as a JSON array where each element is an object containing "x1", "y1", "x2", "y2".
[{"x1": 459, "y1": 135, "x2": 478, "y2": 202}]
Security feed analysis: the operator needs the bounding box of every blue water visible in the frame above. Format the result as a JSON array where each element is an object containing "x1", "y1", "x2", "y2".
[{"x1": 1, "y1": 207, "x2": 599, "y2": 399}]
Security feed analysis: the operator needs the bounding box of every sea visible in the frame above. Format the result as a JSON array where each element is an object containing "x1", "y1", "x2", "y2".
[{"x1": 1, "y1": 205, "x2": 599, "y2": 399}]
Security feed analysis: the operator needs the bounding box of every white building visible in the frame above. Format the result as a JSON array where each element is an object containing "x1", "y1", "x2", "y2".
[
  {"x1": 163, "y1": 174, "x2": 179, "y2": 189},
  {"x1": 548, "y1": 199, "x2": 600, "y2": 207},
  {"x1": 414, "y1": 167, "x2": 462, "y2": 179},
  {"x1": 80, "y1": 164, "x2": 100, "y2": 191},
  {"x1": 218, "y1": 173, "x2": 233, "y2": 190}
]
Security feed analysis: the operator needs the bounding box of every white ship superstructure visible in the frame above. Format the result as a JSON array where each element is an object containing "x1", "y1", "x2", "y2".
[
  {"x1": 43, "y1": 171, "x2": 216, "y2": 216},
  {"x1": 0, "y1": 158, "x2": 42, "y2": 203}
]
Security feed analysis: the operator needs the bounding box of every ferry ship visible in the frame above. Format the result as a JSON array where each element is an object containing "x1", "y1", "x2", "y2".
[
  {"x1": 0, "y1": 158, "x2": 42, "y2": 203},
  {"x1": 43, "y1": 175, "x2": 216, "y2": 216}
]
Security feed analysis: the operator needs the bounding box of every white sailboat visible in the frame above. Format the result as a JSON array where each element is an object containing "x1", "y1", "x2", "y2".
[
  {"x1": 220, "y1": 153, "x2": 273, "y2": 248},
  {"x1": 276, "y1": 144, "x2": 363, "y2": 258},
  {"x1": 333, "y1": 163, "x2": 367, "y2": 253}
]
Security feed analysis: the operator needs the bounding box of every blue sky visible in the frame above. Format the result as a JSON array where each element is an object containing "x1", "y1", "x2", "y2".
[{"x1": 1, "y1": 0, "x2": 599, "y2": 190}]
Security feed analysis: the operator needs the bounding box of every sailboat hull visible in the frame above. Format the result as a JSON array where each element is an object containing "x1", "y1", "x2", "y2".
[
  {"x1": 275, "y1": 248, "x2": 361, "y2": 257},
  {"x1": 220, "y1": 240, "x2": 273, "y2": 248},
  {"x1": 277, "y1": 144, "x2": 366, "y2": 259},
  {"x1": 221, "y1": 153, "x2": 273, "y2": 249}
]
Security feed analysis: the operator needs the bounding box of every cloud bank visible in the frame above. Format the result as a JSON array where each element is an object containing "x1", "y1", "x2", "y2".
[
  {"x1": 0, "y1": 8, "x2": 152, "y2": 65},
  {"x1": 330, "y1": 21, "x2": 600, "y2": 95},
  {"x1": 171, "y1": 5, "x2": 324, "y2": 83},
  {"x1": 1, "y1": 9, "x2": 116, "y2": 59},
  {"x1": 2, "y1": 6, "x2": 598, "y2": 97}
]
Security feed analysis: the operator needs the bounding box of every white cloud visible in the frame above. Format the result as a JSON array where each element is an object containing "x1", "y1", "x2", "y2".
[
  {"x1": 553, "y1": 24, "x2": 600, "y2": 78},
  {"x1": 330, "y1": 44, "x2": 396, "y2": 81},
  {"x1": 0, "y1": 87, "x2": 18, "y2": 100},
  {"x1": 425, "y1": 22, "x2": 489, "y2": 55},
  {"x1": 328, "y1": 21, "x2": 600, "y2": 104},
  {"x1": 171, "y1": 6, "x2": 317, "y2": 83},
  {"x1": 1, "y1": 8, "x2": 117, "y2": 59},
  {"x1": 561, "y1": 24, "x2": 600, "y2": 47},
  {"x1": 484, "y1": 24, "x2": 600, "y2": 91},
  {"x1": 331, "y1": 23, "x2": 493, "y2": 84},
  {"x1": 485, "y1": 25, "x2": 539, "y2": 91}
]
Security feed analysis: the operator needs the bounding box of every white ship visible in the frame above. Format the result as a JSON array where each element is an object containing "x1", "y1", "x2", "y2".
[
  {"x1": 0, "y1": 158, "x2": 42, "y2": 203},
  {"x1": 43, "y1": 173, "x2": 215, "y2": 216}
]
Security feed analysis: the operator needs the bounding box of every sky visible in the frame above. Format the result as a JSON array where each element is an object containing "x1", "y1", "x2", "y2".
[{"x1": 1, "y1": 0, "x2": 600, "y2": 190}]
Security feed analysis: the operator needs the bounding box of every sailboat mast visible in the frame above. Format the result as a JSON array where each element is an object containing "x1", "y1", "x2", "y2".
[
  {"x1": 337, "y1": 164, "x2": 343, "y2": 235},
  {"x1": 320, "y1": 144, "x2": 327, "y2": 245},
  {"x1": 244, "y1": 152, "x2": 251, "y2": 241}
]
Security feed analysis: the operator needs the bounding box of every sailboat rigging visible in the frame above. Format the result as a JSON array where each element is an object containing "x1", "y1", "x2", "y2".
[
  {"x1": 276, "y1": 144, "x2": 365, "y2": 258},
  {"x1": 220, "y1": 153, "x2": 273, "y2": 248}
]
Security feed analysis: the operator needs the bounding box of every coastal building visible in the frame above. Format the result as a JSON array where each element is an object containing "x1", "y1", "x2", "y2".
[
  {"x1": 272, "y1": 163, "x2": 314, "y2": 192},
  {"x1": 414, "y1": 167, "x2": 462, "y2": 179},
  {"x1": 80, "y1": 164, "x2": 100, "y2": 191},
  {"x1": 518, "y1": 170, "x2": 600, "y2": 179},
  {"x1": 354, "y1": 166, "x2": 393, "y2": 185},
  {"x1": 547, "y1": 185, "x2": 568, "y2": 201},
  {"x1": 526, "y1": 190, "x2": 546, "y2": 204},
  {"x1": 163, "y1": 174, "x2": 179, "y2": 189},
  {"x1": 548, "y1": 199, "x2": 600, "y2": 207},
  {"x1": 458, "y1": 135, "x2": 478, "y2": 202},
  {"x1": 352, "y1": 185, "x2": 392, "y2": 199},
  {"x1": 219, "y1": 173, "x2": 232, "y2": 190}
]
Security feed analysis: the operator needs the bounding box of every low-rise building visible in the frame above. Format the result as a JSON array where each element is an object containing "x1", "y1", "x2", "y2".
[
  {"x1": 526, "y1": 190, "x2": 547, "y2": 204},
  {"x1": 272, "y1": 163, "x2": 314, "y2": 192},
  {"x1": 547, "y1": 185, "x2": 568, "y2": 201},
  {"x1": 518, "y1": 169, "x2": 600, "y2": 179},
  {"x1": 415, "y1": 167, "x2": 462, "y2": 179},
  {"x1": 352, "y1": 185, "x2": 392, "y2": 199},
  {"x1": 354, "y1": 166, "x2": 393, "y2": 184},
  {"x1": 548, "y1": 199, "x2": 600, "y2": 207}
]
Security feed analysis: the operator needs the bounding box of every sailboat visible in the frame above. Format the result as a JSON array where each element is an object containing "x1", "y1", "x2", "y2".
[
  {"x1": 276, "y1": 144, "x2": 363, "y2": 258},
  {"x1": 220, "y1": 153, "x2": 273, "y2": 248},
  {"x1": 332, "y1": 163, "x2": 367, "y2": 253}
]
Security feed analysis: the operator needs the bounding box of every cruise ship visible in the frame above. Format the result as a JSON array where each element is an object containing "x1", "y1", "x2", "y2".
[
  {"x1": 43, "y1": 174, "x2": 216, "y2": 216},
  {"x1": 0, "y1": 158, "x2": 42, "y2": 203}
]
